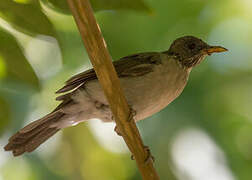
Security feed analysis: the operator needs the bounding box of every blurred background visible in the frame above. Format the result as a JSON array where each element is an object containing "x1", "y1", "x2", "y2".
[{"x1": 0, "y1": 0, "x2": 252, "y2": 179}]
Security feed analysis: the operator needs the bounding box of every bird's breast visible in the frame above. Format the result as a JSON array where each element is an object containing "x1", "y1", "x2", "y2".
[{"x1": 121, "y1": 58, "x2": 190, "y2": 121}]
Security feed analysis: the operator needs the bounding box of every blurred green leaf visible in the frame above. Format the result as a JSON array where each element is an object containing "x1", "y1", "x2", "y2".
[
  {"x1": 0, "y1": 54, "x2": 6, "y2": 79},
  {"x1": 41, "y1": 0, "x2": 70, "y2": 14},
  {"x1": 0, "y1": 0, "x2": 55, "y2": 36},
  {"x1": 0, "y1": 96, "x2": 10, "y2": 135},
  {"x1": 90, "y1": 0, "x2": 151, "y2": 12},
  {"x1": 41, "y1": 0, "x2": 151, "y2": 14},
  {"x1": 0, "y1": 29, "x2": 40, "y2": 89}
]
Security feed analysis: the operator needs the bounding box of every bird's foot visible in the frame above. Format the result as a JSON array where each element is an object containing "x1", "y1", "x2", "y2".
[
  {"x1": 111, "y1": 106, "x2": 136, "y2": 122},
  {"x1": 127, "y1": 106, "x2": 136, "y2": 122},
  {"x1": 113, "y1": 107, "x2": 135, "y2": 136},
  {"x1": 144, "y1": 145, "x2": 155, "y2": 164},
  {"x1": 130, "y1": 145, "x2": 155, "y2": 164},
  {"x1": 114, "y1": 126, "x2": 122, "y2": 136}
]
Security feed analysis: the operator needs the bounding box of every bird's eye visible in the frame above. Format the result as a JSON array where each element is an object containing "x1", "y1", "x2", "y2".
[{"x1": 188, "y1": 43, "x2": 196, "y2": 50}]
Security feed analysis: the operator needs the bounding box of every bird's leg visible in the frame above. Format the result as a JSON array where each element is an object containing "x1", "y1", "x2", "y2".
[
  {"x1": 130, "y1": 145, "x2": 155, "y2": 164},
  {"x1": 127, "y1": 106, "x2": 136, "y2": 122}
]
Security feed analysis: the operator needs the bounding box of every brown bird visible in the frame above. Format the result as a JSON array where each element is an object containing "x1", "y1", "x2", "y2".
[{"x1": 4, "y1": 36, "x2": 227, "y2": 156}]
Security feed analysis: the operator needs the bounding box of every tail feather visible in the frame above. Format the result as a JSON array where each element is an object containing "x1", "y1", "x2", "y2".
[
  {"x1": 26, "y1": 128, "x2": 59, "y2": 153},
  {"x1": 4, "y1": 111, "x2": 63, "y2": 156},
  {"x1": 19, "y1": 111, "x2": 61, "y2": 134}
]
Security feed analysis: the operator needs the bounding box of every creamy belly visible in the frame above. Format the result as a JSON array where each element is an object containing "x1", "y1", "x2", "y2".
[
  {"x1": 122, "y1": 59, "x2": 189, "y2": 120},
  {"x1": 85, "y1": 57, "x2": 190, "y2": 121}
]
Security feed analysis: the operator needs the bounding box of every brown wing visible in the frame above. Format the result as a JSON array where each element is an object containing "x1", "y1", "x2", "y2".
[
  {"x1": 56, "y1": 68, "x2": 97, "y2": 94},
  {"x1": 56, "y1": 52, "x2": 161, "y2": 94}
]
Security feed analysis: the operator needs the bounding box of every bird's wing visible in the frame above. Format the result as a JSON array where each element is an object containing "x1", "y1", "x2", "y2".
[{"x1": 56, "y1": 52, "x2": 161, "y2": 94}]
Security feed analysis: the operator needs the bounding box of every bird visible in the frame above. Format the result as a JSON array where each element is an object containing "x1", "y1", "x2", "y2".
[{"x1": 4, "y1": 36, "x2": 227, "y2": 156}]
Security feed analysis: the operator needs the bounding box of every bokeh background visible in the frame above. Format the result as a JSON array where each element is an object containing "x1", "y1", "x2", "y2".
[{"x1": 1, "y1": 0, "x2": 252, "y2": 179}]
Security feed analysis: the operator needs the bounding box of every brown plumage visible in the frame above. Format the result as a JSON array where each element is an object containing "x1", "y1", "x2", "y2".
[
  {"x1": 4, "y1": 52, "x2": 161, "y2": 156},
  {"x1": 4, "y1": 111, "x2": 63, "y2": 156},
  {"x1": 4, "y1": 36, "x2": 227, "y2": 156}
]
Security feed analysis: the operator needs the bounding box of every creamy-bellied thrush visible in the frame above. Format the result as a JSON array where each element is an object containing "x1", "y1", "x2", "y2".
[{"x1": 4, "y1": 36, "x2": 227, "y2": 156}]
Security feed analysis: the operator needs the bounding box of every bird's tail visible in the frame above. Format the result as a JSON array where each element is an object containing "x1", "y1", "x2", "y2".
[{"x1": 4, "y1": 111, "x2": 64, "y2": 156}]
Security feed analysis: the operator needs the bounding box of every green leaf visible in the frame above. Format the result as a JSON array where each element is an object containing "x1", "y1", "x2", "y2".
[
  {"x1": 0, "y1": 96, "x2": 10, "y2": 135},
  {"x1": 41, "y1": 0, "x2": 151, "y2": 14},
  {"x1": 0, "y1": 29, "x2": 40, "y2": 89},
  {"x1": 0, "y1": 0, "x2": 55, "y2": 36}
]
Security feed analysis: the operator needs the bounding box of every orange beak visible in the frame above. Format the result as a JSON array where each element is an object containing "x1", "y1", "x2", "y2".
[{"x1": 204, "y1": 46, "x2": 228, "y2": 55}]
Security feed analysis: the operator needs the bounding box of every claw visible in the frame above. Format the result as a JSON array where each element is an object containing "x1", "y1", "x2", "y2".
[
  {"x1": 131, "y1": 154, "x2": 135, "y2": 160},
  {"x1": 130, "y1": 145, "x2": 155, "y2": 164},
  {"x1": 144, "y1": 146, "x2": 155, "y2": 164},
  {"x1": 128, "y1": 107, "x2": 136, "y2": 122},
  {"x1": 114, "y1": 126, "x2": 122, "y2": 136}
]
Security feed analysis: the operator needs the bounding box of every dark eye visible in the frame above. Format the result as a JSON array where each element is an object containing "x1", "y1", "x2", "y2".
[{"x1": 188, "y1": 43, "x2": 196, "y2": 50}]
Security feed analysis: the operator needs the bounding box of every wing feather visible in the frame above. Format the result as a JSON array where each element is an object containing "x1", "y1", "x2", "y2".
[{"x1": 56, "y1": 52, "x2": 161, "y2": 95}]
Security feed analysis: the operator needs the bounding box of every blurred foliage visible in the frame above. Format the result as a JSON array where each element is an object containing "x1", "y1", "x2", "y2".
[
  {"x1": 41, "y1": 0, "x2": 151, "y2": 14},
  {"x1": 0, "y1": 29, "x2": 39, "y2": 88},
  {"x1": 0, "y1": 96, "x2": 10, "y2": 135},
  {"x1": 0, "y1": 0, "x2": 55, "y2": 36},
  {"x1": 1, "y1": 0, "x2": 252, "y2": 180}
]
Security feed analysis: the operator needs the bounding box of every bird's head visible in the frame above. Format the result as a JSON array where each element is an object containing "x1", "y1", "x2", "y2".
[{"x1": 167, "y1": 36, "x2": 228, "y2": 68}]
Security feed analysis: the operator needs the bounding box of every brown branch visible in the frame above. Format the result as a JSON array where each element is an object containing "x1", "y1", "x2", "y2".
[{"x1": 66, "y1": 0, "x2": 159, "y2": 179}]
